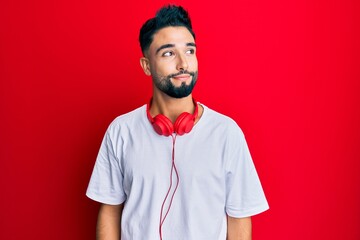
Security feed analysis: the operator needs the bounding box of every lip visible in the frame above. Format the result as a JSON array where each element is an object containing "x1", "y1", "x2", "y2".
[{"x1": 172, "y1": 74, "x2": 191, "y2": 81}]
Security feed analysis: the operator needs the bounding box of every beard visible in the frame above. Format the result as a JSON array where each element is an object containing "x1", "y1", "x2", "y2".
[{"x1": 152, "y1": 70, "x2": 198, "y2": 98}]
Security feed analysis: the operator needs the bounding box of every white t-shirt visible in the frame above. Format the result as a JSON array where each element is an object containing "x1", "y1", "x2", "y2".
[{"x1": 86, "y1": 103, "x2": 269, "y2": 240}]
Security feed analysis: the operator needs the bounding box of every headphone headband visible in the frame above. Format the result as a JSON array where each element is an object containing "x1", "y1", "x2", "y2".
[{"x1": 146, "y1": 99, "x2": 198, "y2": 136}]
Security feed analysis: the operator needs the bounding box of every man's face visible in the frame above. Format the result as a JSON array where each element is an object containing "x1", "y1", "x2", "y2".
[{"x1": 144, "y1": 26, "x2": 198, "y2": 98}]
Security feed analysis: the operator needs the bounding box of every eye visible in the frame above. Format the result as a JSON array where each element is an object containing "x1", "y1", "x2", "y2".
[
  {"x1": 186, "y1": 49, "x2": 195, "y2": 55},
  {"x1": 162, "y1": 51, "x2": 174, "y2": 57}
]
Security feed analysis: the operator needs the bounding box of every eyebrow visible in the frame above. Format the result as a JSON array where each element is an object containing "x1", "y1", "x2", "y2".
[{"x1": 155, "y1": 42, "x2": 197, "y2": 55}]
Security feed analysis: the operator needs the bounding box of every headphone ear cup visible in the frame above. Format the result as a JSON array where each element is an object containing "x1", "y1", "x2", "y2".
[
  {"x1": 174, "y1": 112, "x2": 195, "y2": 136},
  {"x1": 153, "y1": 114, "x2": 174, "y2": 136}
]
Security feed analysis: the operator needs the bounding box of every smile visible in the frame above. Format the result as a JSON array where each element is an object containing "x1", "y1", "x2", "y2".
[{"x1": 172, "y1": 74, "x2": 191, "y2": 81}]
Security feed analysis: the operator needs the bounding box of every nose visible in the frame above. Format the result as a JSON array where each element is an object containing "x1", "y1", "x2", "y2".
[{"x1": 176, "y1": 53, "x2": 188, "y2": 71}]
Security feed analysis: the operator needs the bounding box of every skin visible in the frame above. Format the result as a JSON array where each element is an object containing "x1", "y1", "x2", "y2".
[
  {"x1": 96, "y1": 203, "x2": 123, "y2": 240},
  {"x1": 140, "y1": 26, "x2": 202, "y2": 123},
  {"x1": 96, "y1": 26, "x2": 252, "y2": 240},
  {"x1": 227, "y1": 216, "x2": 252, "y2": 240}
]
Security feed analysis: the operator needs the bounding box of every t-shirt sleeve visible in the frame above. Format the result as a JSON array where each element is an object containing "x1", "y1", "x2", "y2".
[
  {"x1": 225, "y1": 123, "x2": 269, "y2": 218},
  {"x1": 86, "y1": 127, "x2": 126, "y2": 205}
]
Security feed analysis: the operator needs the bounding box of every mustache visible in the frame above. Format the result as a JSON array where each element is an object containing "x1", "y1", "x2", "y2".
[{"x1": 168, "y1": 70, "x2": 196, "y2": 78}]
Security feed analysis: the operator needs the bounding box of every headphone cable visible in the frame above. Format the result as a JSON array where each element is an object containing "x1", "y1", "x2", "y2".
[{"x1": 159, "y1": 134, "x2": 180, "y2": 240}]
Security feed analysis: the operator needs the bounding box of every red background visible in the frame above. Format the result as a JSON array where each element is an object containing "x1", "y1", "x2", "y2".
[{"x1": 1, "y1": 0, "x2": 359, "y2": 239}]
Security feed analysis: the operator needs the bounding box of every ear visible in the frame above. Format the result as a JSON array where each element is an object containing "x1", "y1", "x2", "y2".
[{"x1": 140, "y1": 57, "x2": 151, "y2": 76}]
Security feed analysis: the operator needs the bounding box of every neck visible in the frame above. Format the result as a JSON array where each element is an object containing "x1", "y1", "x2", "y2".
[{"x1": 150, "y1": 93, "x2": 195, "y2": 124}]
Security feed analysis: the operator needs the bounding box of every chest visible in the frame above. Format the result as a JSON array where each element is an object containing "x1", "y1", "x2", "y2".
[{"x1": 120, "y1": 133, "x2": 227, "y2": 194}]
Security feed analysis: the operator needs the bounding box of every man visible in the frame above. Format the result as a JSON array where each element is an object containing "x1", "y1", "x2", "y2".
[{"x1": 86, "y1": 5, "x2": 269, "y2": 240}]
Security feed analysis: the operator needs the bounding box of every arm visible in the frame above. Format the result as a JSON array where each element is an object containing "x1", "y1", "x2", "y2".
[
  {"x1": 227, "y1": 216, "x2": 252, "y2": 240},
  {"x1": 96, "y1": 203, "x2": 124, "y2": 240}
]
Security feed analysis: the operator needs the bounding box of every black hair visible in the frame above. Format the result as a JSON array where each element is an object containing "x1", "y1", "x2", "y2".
[{"x1": 139, "y1": 5, "x2": 195, "y2": 54}]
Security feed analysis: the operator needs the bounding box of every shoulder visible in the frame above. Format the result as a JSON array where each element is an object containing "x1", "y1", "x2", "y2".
[
  {"x1": 106, "y1": 105, "x2": 147, "y2": 134},
  {"x1": 200, "y1": 103, "x2": 245, "y2": 138}
]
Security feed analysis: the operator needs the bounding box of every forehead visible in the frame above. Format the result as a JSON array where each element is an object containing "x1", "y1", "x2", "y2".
[{"x1": 149, "y1": 26, "x2": 195, "y2": 52}]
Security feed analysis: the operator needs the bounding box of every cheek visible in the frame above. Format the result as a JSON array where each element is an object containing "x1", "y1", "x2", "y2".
[
  {"x1": 150, "y1": 65, "x2": 170, "y2": 77},
  {"x1": 153, "y1": 61, "x2": 177, "y2": 75},
  {"x1": 190, "y1": 58, "x2": 198, "y2": 70}
]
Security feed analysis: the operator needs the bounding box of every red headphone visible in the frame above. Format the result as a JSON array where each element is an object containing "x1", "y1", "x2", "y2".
[{"x1": 146, "y1": 99, "x2": 198, "y2": 136}]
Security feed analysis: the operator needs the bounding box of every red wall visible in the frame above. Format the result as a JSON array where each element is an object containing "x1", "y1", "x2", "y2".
[{"x1": 1, "y1": 0, "x2": 359, "y2": 239}]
